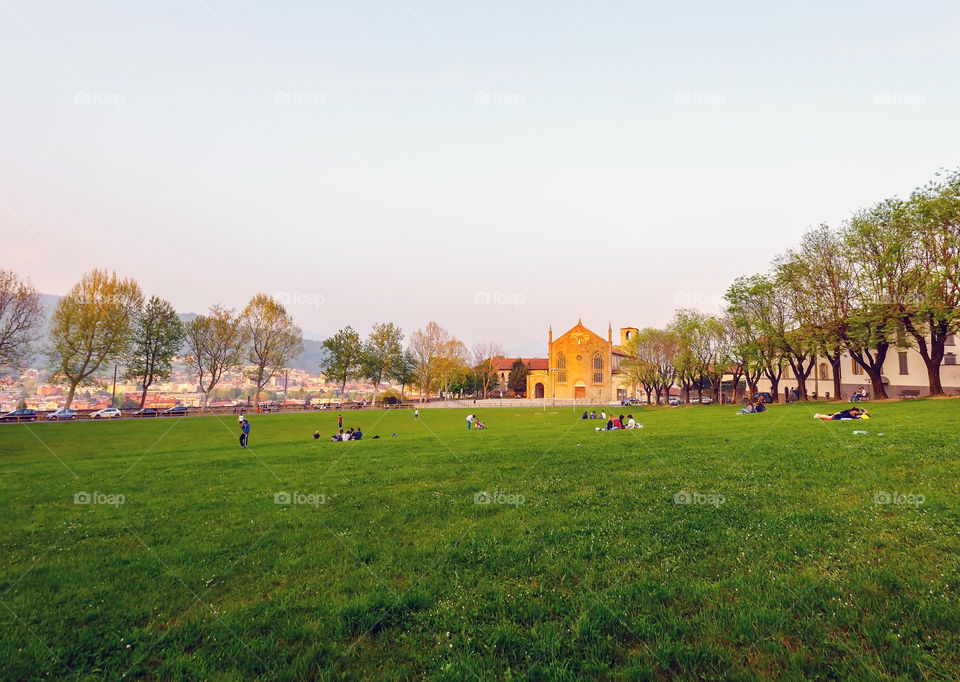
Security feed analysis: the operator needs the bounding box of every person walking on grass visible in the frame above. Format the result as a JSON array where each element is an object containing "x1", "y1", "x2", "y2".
[
  {"x1": 414, "y1": 408, "x2": 419, "y2": 420},
  {"x1": 239, "y1": 416, "x2": 251, "y2": 448}
]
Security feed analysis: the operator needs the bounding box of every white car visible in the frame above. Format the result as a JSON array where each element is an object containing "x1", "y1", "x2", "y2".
[
  {"x1": 91, "y1": 407, "x2": 122, "y2": 420},
  {"x1": 47, "y1": 408, "x2": 78, "y2": 420}
]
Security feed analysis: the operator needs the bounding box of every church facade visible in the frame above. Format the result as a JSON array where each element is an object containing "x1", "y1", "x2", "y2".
[{"x1": 524, "y1": 320, "x2": 636, "y2": 402}]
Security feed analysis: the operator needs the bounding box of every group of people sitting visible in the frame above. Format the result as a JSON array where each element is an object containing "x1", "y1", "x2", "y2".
[
  {"x1": 850, "y1": 387, "x2": 869, "y2": 402},
  {"x1": 321, "y1": 427, "x2": 363, "y2": 441},
  {"x1": 594, "y1": 414, "x2": 641, "y2": 430},
  {"x1": 582, "y1": 410, "x2": 608, "y2": 420},
  {"x1": 736, "y1": 397, "x2": 768, "y2": 414}
]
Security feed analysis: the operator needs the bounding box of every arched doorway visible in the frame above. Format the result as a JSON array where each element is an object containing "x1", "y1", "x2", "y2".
[{"x1": 534, "y1": 383, "x2": 545, "y2": 399}]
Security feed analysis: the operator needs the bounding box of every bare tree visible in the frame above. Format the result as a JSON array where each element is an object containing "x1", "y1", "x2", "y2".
[
  {"x1": 472, "y1": 341, "x2": 505, "y2": 399},
  {"x1": 0, "y1": 270, "x2": 43, "y2": 375},
  {"x1": 185, "y1": 305, "x2": 247, "y2": 408},
  {"x1": 241, "y1": 294, "x2": 303, "y2": 405}
]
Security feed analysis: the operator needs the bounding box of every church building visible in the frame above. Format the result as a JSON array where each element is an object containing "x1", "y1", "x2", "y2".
[{"x1": 523, "y1": 320, "x2": 636, "y2": 402}]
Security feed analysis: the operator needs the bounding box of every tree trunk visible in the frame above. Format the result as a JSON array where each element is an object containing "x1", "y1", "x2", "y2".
[
  {"x1": 139, "y1": 383, "x2": 149, "y2": 409},
  {"x1": 830, "y1": 354, "x2": 842, "y2": 401},
  {"x1": 64, "y1": 383, "x2": 77, "y2": 409},
  {"x1": 850, "y1": 344, "x2": 889, "y2": 399},
  {"x1": 905, "y1": 317, "x2": 947, "y2": 396}
]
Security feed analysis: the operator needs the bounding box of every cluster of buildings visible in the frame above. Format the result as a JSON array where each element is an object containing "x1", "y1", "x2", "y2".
[{"x1": 498, "y1": 320, "x2": 960, "y2": 403}]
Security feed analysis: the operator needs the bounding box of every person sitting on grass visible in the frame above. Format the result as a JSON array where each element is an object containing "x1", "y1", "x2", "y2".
[
  {"x1": 737, "y1": 401, "x2": 756, "y2": 414},
  {"x1": 625, "y1": 415, "x2": 641, "y2": 429},
  {"x1": 589, "y1": 410, "x2": 597, "y2": 419},
  {"x1": 814, "y1": 407, "x2": 869, "y2": 420},
  {"x1": 352, "y1": 427, "x2": 363, "y2": 440},
  {"x1": 612, "y1": 415, "x2": 623, "y2": 429},
  {"x1": 474, "y1": 419, "x2": 486, "y2": 430},
  {"x1": 754, "y1": 397, "x2": 768, "y2": 413},
  {"x1": 581, "y1": 411, "x2": 588, "y2": 420},
  {"x1": 313, "y1": 430, "x2": 320, "y2": 440}
]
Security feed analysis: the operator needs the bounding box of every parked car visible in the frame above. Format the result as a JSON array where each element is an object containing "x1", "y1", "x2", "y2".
[
  {"x1": 47, "y1": 408, "x2": 78, "y2": 421},
  {"x1": 700, "y1": 396, "x2": 713, "y2": 405},
  {"x1": 133, "y1": 408, "x2": 158, "y2": 418},
  {"x1": 668, "y1": 397, "x2": 681, "y2": 406},
  {"x1": 621, "y1": 397, "x2": 643, "y2": 406},
  {"x1": 0, "y1": 408, "x2": 37, "y2": 422},
  {"x1": 164, "y1": 406, "x2": 188, "y2": 416},
  {"x1": 756, "y1": 392, "x2": 773, "y2": 404},
  {"x1": 91, "y1": 407, "x2": 122, "y2": 420}
]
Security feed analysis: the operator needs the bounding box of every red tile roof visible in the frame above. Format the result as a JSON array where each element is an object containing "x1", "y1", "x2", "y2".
[{"x1": 495, "y1": 357, "x2": 549, "y2": 371}]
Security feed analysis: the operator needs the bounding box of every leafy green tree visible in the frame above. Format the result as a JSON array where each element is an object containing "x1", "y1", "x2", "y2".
[
  {"x1": 388, "y1": 349, "x2": 417, "y2": 401},
  {"x1": 409, "y1": 321, "x2": 451, "y2": 400},
  {"x1": 0, "y1": 270, "x2": 43, "y2": 375},
  {"x1": 185, "y1": 304, "x2": 247, "y2": 408},
  {"x1": 320, "y1": 326, "x2": 364, "y2": 404},
  {"x1": 506, "y1": 358, "x2": 528, "y2": 396},
  {"x1": 362, "y1": 322, "x2": 404, "y2": 406},
  {"x1": 725, "y1": 275, "x2": 787, "y2": 401},
  {"x1": 49, "y1": 269, "x2": 143, "y2": 408},
  {"x1": 842, "y1": 200, "x2": 912, "y2": 399},
  {"x1": 123, "y1": 296, "x2": 186, "y2": 408},
  {"x1": 241, "y1": 294, "x2": 303, "y2": 405},
  {"x1": 900, "y1": 173, "x2": 960, "y2": 394}
]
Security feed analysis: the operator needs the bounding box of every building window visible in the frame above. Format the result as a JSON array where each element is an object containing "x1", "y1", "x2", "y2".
[
  {"x1": 556, "y1": 354, "x2": 566, "y2": 384},
  {"x1": 593, "y1": 353, "x2": 603, "y2": 383},
  {"x1": 947, "y1": 334, "x2": 956, "y2": 346},
  {"x1": 851, "y1": 359, "x2": 863, "y2": 375},
  {"x1": 898, "y1": 351, "x2": 909, "y2": 375},
  {"x1": 945, "y1": 353, "x2": 957, "y2": 366},
  {"x1": 819, "y1": 363, "x2": 829, "y2": 380}
]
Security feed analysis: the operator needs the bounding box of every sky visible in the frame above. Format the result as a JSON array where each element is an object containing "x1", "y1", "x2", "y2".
[{"x1": 2, "y1": 0, "x2": 958, "y2": 356}]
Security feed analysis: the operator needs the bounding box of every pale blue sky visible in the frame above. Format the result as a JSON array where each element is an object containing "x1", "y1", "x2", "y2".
[{"x1": 2, "y1": 0, "x2": 957, "y2": 355}]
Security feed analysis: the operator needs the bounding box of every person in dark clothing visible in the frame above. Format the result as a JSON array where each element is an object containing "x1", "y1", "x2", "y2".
[
  {"x1": 240, "y1": 417, "x2": 250, "y2": 448},
  {"x1": 814, "y1": 407, "x2": 867, "y2": 420}
]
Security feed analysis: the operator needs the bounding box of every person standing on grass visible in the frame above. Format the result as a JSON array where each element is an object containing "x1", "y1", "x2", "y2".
[
  {"x1": 414, "y1": 408, "x2": 419, "y2": 420},
  {"x1": 240, "y1": 416, "x2": 251, "y2": 448},
  {"x1": 466, "y1": 413, "x2": 475, "y2": 430},
  {"x1": 338, "y1": 413, "x2": 343, "y2": 430}
]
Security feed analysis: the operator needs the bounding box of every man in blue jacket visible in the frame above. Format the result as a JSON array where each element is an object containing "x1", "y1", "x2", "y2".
[{"x1": 240, "y1": 416, "x2": 251, "y2": 448}]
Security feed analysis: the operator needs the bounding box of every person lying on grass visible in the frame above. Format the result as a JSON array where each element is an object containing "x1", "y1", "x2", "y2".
[{"x1": 813, "y1": 407, "x2": 870, "y2": 420}]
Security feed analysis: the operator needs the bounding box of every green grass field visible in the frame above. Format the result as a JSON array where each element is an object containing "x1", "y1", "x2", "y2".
[{"x1": 1, "y1": 400, "x2": 959, "y2": 680}]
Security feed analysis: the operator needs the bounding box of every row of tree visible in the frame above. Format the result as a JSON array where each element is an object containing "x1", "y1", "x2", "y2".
[
  {"x1": 622, "y1": 168, "x2": 960, "y2": 402},
  {"x1": 0, "y1": 269, "x2": 304, "y2": 409}
]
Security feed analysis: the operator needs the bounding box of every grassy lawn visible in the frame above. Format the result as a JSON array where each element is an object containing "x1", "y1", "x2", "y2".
[{"x1": 1, "y1": 400, "x2": 959, "y2": 680}]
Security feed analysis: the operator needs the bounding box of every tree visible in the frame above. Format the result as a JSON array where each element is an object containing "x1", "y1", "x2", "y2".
[
  {"x1": 123, "y1": 296, "x2": 185, "y2": 408},
  {"x1": 899, "y1": 173, "x2": 960, "y2": 394},
  {"x1": 725, "y1": 275, "x2": 787, "y2": 402},
  {"x1": 388, "y1": 349, "x2": 417, "y2": 401},
  {"x1": 472, "y1": 341, "x2": 505, "y2": 399},
  {"x1": 409, "y1": 321, "x2": 452, "y2": 400},
  {"x1": 49, "y1": 269, "x2": 143, "y2": 408},
  {"x1": 842, "y1": 200, "x2": 911, "y2": 399},
  {"x1": 241, "y1": 294, "x2": 303, "y2": 406},
  {"x1": 778, "y1": 225, "x2": 854, "y2": 401},
  {"x1": 436, "y1": 338, "x2": 469, "y2": 398},
  {"x1": 185, "y1": 304, "x2": 247, "y2": 408},
  {"x1": 320, "y1": 326, "x2": 364, "y2": 404},
  {"x1": 0, "y1": 270, "x2": 43, "y2": 375},
  {"x1": 362, "y1": 322, "x2": 404, "y2": 406},
  {"x1": 506, "y1": 358, "x2": 529, "y2": 396}
]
